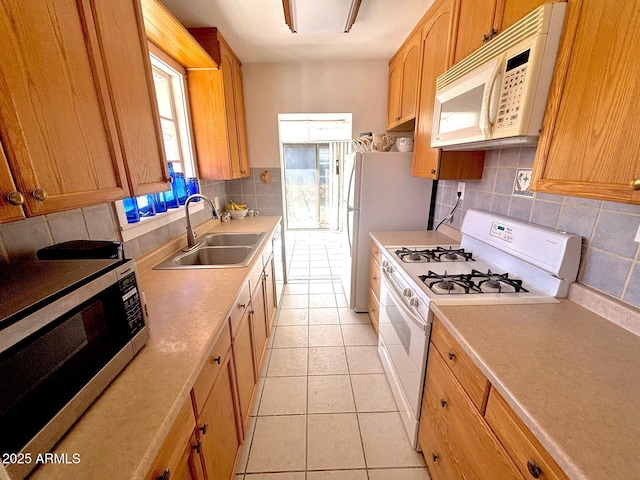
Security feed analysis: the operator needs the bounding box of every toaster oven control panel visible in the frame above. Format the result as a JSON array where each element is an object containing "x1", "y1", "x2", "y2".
[{"x1": 119, "y1": 273, "x2": 145, "y2": 335}]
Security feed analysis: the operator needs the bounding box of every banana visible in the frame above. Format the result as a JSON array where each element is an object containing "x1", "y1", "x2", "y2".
[{"x1": 226, "y1": 200, "x2": 247, "y2": 211}]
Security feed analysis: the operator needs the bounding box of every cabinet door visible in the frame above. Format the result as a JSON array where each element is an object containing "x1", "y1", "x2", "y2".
[
  {"x1": 424, "y1": 348, "x2": 522, "y2": 480},
  {"x1": 399, "y1": 32, "x2": 421, "y2": 124},
  {"x1": 0, "y1": 0, "x2": 129, "y2": 216},
  {"x1": 197, "y1": 351, "x2": 241, "y2": 480},
  {"x1": 264, "y1": 256, "x2": 277, "y2": 332},
  {"x1": 495, "y1": 0, "x2": 554, "y2": 32},
  {"x1": 451, "y1": 0, "x2": 498, "y2": 64},
  {"x1": 232, "y1": 59, "x2": 250, "y2": 178},
  {"x1": 251, "y1": 279, "x2": 268, "y2": 373},
  {"x1": 386, "y1": 56, "x2": 403, "y2": 129},
  {"x1": 92, "y1": 0, "x2": 168, "y2": 196},
  {"x1": 531, "y1": 0, "x2": 640, "y2": 204},
  {"x1": 412, "y1": 0, "x2": 453, "y2": 178},
  {"x1": 0, "y1": 143, "x2": 25, "y2": 223},
  {"x1": 233, "y1": 307, "x2": 257, "y2": 429},
  {"x1": 219, "y1": 43, "x2": 242, "y2": 180},
  {"x1": 145, "y1": 396, "x2": 198, "y2": 480}
]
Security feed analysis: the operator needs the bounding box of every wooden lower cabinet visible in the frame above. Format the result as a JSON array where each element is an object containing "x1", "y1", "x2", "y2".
[
  {"x1": 251, "y1": 277, "x2": 269, "y2": 374},
  {"x1": 368, "y1": 241, "x2": 382, "y2": 333},
  {"x1": 424, "y1": 346, "x2": 522, "y2": 480},
  {"x1": 232, "y1": 307, "x2": 257, "y2": 429},
  {"x1": 418, "y1": 398, "x2": 464, "y2": 480},
  {"x1": 485, "y1": 389, "x2": 569, "y2": 480},
  {"x1": 264, "y1": 255, "x2": 277, "y2": 332},
  {"x1": 196, "y1": 349, "x2": 242, "y2": 480},
  {"x1": 145, "y1": 396, "x2": 202, "y2": 480}
]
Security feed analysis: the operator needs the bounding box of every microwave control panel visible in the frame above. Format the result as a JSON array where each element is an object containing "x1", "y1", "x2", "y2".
[{"x1": 495, "y1": 49, "x2": 531, "y2": 130}]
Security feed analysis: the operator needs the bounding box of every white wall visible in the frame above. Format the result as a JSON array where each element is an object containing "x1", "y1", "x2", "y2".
[{"x1": 242, "y1": 62, "x2": 388, "y2": 168}]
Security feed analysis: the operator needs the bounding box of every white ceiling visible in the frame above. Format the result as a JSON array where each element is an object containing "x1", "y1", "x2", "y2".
[{"x1": 159, "y1": 0, "x2": 435, "y2": 63}]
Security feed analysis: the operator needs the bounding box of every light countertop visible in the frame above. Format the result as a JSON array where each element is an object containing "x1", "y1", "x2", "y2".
[
  {"x1": 29, "y1": 216, "x2": 281, "y2": 480},
  {"x1": 370, "y1": 230, "x2": 640, "y2": 480}
]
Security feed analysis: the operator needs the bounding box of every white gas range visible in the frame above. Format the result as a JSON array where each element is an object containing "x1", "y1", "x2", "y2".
[{"x1": 377, "y1": 209, "x2": 582, "y2": 449}]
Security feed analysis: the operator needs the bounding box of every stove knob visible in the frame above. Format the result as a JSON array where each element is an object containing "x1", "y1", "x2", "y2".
[
  {"x1": 385, "y1": 265, "x2": 394, "y2": 274},
  {"x1": 409, "y1": 298, "x2": 420, "y2": 308},
  {"x1": 402, "y1": 288, "x2": 412, "y2": 298},
  {"x1": 382, "y1": 260, "x2": 388, "y2": 268}
]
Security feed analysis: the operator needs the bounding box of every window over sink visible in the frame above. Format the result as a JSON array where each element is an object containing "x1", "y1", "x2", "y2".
[{"x1": 114, "y1": 44, "x2": 202, "y2": 241}]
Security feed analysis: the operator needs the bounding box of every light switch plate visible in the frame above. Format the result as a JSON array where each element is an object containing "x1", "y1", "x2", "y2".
[
  {"x1": 214, "y1": 196, "x2": 220, "y2": 212},
  {"x1": 635, "y1": 223, "x2": 640, "y2": 243}
]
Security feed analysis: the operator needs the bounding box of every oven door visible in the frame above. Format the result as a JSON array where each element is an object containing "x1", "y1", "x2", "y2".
[{"x1": 378, "y1": 263, "x2": 431, "y2": 448}]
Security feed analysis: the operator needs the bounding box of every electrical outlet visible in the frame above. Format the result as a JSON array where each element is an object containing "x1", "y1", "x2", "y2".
[
  {"x1": 457, "y1": 182, "x2": 466, "y2": 200},
  {"x1": 635, "y1": 223, "x2": 640, "y2": 243},
  {"x1": 214, "y1": 196, "x2": 220, "y2": 212}
]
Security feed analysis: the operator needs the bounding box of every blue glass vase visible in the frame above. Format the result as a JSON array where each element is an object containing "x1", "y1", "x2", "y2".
[
  {"x1": 136, "y1": 195, "x2": 156, "y2": 217},
  {"x1": 123, "y1": 198, "x2": 140, "y2": 223}
]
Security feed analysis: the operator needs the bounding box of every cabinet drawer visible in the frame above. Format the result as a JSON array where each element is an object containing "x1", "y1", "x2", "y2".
[
  {"x1": 368, "y1": 254, "x2": 381, "y2": 299},
  {"x1": 370, "y1": 241, "x2": 383, "y2": 264},
  {"x1": 229, "y1": 280, "x2": 251, "y2": 337},
  {"x1": 486, "y1": 389, "x2": 569, "y2": 480},
  {"x1": 261, "y1": 238, "x2": 273, "y2": 266},
  {"x1": 192, "y1": 326, "x2": 232, "y2": 415},
  {"x1": 145, "y1": 395, "x2": 196, "y2": 480},
  {"x1": 431, "y1": 317, "x2": 489, "y2": 412},
  {"x1": 424, "y1": 347, "x2": 522, "y2": 480},
  {"x1": 367, "y1": 287, "x2": 380, "y2": 333},
  {"x1": 419, "y1": 398, "x2": 464, "y2": 480}
]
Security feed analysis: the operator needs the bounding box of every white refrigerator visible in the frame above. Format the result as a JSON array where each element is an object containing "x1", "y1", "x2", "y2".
[{"x1": 342, "y1": 152, "x2": 434, "y2": 312}]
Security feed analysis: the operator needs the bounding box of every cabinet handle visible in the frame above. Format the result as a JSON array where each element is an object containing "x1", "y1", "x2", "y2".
[
  {"x1": 32, "y1": 188, "x2": 48, "y2": 201},
  {"x1": 373, "y1": 276, "x2": 377, "y2": 281},
  {"x1": 440, "y1": 399, "x2": 448, "y2": 408},
  {"x1": 527, "y1": 460, "x2": 542, "y2": 478},
  {"x1": 238, "y1": 303, "x2": 246, "y2": 309},
  {"x1": 6, "y1": 191, "x2": 25, "y2": 206},
  {"x1": 447, "y1": 351, "x2": 456, "y2": 361},
  {"x1": 630, "y1": 179, "x2": 640, "y2": 190},
  {"x1": 158, "y1": 468, "x2": 170, "y2": 480},
  {"x1": 213, "y1": 355, "x2": 221, "y2": 364},
  {"x1": 430, "y1": 169, "x2": 436, "y2": 175},
  {"x1": 199, "y1": 423, "x2": 208, "y2": 435},
  {"x1": 192, "y1": 441, "x2": 202, "y2": 454},
  {"x1": 432, "y1": 454, "x2": 439, "y2": 463}
]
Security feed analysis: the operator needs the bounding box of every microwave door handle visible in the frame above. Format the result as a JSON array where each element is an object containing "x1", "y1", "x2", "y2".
[{"x1": 481, "y1": 59, "x2": 503, "y2": 137}]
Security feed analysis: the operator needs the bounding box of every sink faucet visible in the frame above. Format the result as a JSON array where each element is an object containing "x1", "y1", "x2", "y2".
[{"x1": 183, "y1": 194, "x2": 218, "y2": 251}]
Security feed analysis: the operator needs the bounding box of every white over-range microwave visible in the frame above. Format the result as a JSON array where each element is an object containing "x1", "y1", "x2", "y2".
[{"x1": 431, "y1": 2, "x2": 567, "y2": 151}]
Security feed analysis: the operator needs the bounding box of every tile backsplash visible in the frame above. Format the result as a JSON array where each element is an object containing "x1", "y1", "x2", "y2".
[
  {"x1": 226, "y1": 167, "x2": 284, "y2": 216},
  {"x1": 0, "y1": 179, "x2": 228, "y2": 265},
  {"x1": 434, "y1": 147, "x2": 640, "y2": 308}
]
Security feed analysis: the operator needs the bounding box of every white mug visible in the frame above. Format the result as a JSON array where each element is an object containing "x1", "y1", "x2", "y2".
[{"x1": 397, "y1": 137, "x2": 414, "y2": 152}]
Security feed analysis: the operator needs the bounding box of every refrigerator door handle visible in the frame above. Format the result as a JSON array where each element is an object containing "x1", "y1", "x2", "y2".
[
  {"x1": 347, "y1": 209, "x2": 353, "y2": 251},
  {"x1": 347, "y1": 162, "x2": 356, "y2": 209}
]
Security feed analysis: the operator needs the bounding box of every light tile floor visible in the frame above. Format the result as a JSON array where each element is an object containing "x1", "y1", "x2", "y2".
[{"x1": 235, "y1": 231, "x2": 430, "y2": 480}]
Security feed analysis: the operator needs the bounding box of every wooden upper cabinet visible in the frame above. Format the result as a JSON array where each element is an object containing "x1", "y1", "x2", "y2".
[
  {"x1": 495, "y1": 0, "x2": 552, "y2": 32},
  {"x1": 0, "y1": 0, "x2": 129, "y2": 217},
  {"x1": 386, "y1": 31, "x2": 421, "y2": 131},
  {"x1": 188, "y1": 28, "x2": 250, "y2": 180},
  {"x1": 92, "y1": 0, "x2": 169, "y2": 197},
  {"x1": 531, "y1": 0, "x2": 640, "y2": 204},
  {"x1": 0, "y1": 0, "x2": 167, "y2": 221},
  {"x1": 451, "y1": 0, "x2": 498, "y2": 64},
  {"x1": 452, "y1": 0, "x2": 556, "y2": 64},
  {"x1": 411, "y1": 0, "x2": 485, "y2": 180},
  {"x1": 0, "y1": 144, "x2": 25, "y2": 223}
]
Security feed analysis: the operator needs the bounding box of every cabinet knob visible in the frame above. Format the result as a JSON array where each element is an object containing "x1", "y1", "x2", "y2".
[
  {"x1": 526, "y1": 460, "x2": 542, "y2": 478},
  {"x1": 440, "y1": 399, "x2": 448, "y2": 408},
  {"x1": 432, "y1": 454, "x2": 439, "y2": 463},
  {"x1": 32, "y1": 188, "x2": 48, "y2": 201},
  {"x1": 199, "y1": 423, "x2": 208, "y2": 435},
  {"x1": 238, "y1": 303, "x2": 246, "y2": 309},
  {"x1": 6, "y1": 191, "x2": 25, "y2": 206},
  {"x1": 158, "y1": 468, "x2": 170, "y2": 480},
  {"x1": 430, "y1": 169, "x2": 436, "y2": 175},
  {"x1": 447, "y1": 351, "x2": 456, "y2": 361},
  {"x1": 192, "y1": 441, "x2": 202, "y2": 454},
  {"x1": 213, "y1": 355, "x2": 221, "y2": 364},
  {"x1": 630, "y1": 178, "x2": 640, "y2": 190},
  {"x1": 373, "y1": 276, "x2": 377, "y2": 281}
]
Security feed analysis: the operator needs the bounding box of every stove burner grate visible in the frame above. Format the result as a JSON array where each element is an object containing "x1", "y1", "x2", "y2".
[
  {"x1": 395, "y1": 246, "x2": 474, "y2": 263},
  {"x1": 419, "y1": 269, "x2": 529, "y2": 295},
  {"x1": 469, "y1": 269, "x2": 528, "y2": 293},
  {"x1": 419, "y1": 270, "x2": 478, "y2": 294}
]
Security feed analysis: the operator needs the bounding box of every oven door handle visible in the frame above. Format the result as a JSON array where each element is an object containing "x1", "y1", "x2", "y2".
[{"x1": 382, "y1": 267, "x2": 427, "y2": 332}]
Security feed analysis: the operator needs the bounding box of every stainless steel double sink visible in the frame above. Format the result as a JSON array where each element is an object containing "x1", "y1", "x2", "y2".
[{"x1": 154, "y1": 232, "x2": 266, "y2": 269}]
